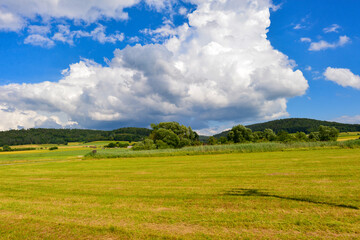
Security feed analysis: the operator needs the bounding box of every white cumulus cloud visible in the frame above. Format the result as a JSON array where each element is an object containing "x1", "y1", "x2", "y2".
[
  {"x1": 309, "y1": 35, "x2": 350, "y2": 51},
  {"x1": 0, "y1": 8, "x2": 25, "y2": 31},
  {"x1": 324, "y1": 67, "x2": 360, "y2": 90},
  {"x1": 24, "y1": 34, "x2": 55, "y2": 48},
  {"x1": 0, "y1": 0, "x2": 176, "y2": 32},
  {"x1": 0, "y1": 0, "x2": 308, "y2": 131},
  {"x1": 0, "y1": 0, "x2": 134, "y2": 30}
]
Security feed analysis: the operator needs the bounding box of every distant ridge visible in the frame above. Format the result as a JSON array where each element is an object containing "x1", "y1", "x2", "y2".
[
  {"x1": 214, "y1": 118, "x2": 360, "y2": 138},
  {"x1": 0, "y1": 127, "x2": 151, "y2": 147}
]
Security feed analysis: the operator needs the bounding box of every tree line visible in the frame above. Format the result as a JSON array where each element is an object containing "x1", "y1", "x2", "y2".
[
  {"x1": 0, "y1": 118, "x2": 354, "y2": 148},
  {"x1": 207, "y1": 125, "x2": 339, "y2": 145},
  {"x1": 214, "y1": 118, "x2": 360, "y2": 138},
  {"x1": 0, "y1": 128, "x2": 151, "y2": 147},
  {"x1": 132, "y1": 122, "x2": 341, "y2": 151}
]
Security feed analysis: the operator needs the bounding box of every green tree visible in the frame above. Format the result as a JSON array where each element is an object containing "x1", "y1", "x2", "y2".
[
  {"x1": 319, "y1": 126, "x2": 339, "y2": 141},
  {"x1": 295, "y1": 132, "x2": 308, "y2": 142},
  {"x1": 207, "y1": 136, "x2": 217, "y2": 145},
  {"x1": 133, "y1": 139, "x2": 156, "y2": 150},
  {"x1": 227, "y1": 125, "x2": 253, "y2": 143},
  {"x1": 218, "y1": 136, "x2": 227, "y2": 144},
  {"x1": 276, "y1": 131, "x2": 296, "y2": 142},
  {"x1": 263, "y1": 129, "x2": 277, "y2": 141},
  {"x1": 308, "y1": 132, "x2": 320, "y2": 141},
  {"x1": 151, "y1": 128, "x2": 180, "y2": 148},
  {"x1": 148, "y1": 122, "x2": 199, "y2": 149},
  {"x1": 155, "y1": 140, "x2": 170, "y2": 149}
]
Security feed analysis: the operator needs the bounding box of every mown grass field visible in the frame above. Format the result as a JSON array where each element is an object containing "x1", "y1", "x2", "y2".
[
  {"x1": 0, "y1": 145, "x2": 359, "y2": 239},
  {"x1": 0, "y1": 141, "x2": 119, "y2": 165},
  {"x1": 338, "y1": 132, "x2": 360, "y2": 141}
]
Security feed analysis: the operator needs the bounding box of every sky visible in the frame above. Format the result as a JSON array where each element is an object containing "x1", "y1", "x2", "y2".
[{"x1": 0, "y1": 0, "x2": 359, "y2": 135}]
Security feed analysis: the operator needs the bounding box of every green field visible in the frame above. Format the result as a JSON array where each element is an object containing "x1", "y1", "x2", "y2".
[
  {"x1": 0, "y1": 145, "x2": 359, "y2": 239},
  {"x1": 338, "y1": 132, "x2": 360, "y2": 141}
]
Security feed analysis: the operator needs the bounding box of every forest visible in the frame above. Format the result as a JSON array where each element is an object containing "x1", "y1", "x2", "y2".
[
  {"x1": 0, "y1": 127, "x2": 151, "y2": 146},
  {"x1": 214, "y1": 118, "x2": 360, "y2": 138}
]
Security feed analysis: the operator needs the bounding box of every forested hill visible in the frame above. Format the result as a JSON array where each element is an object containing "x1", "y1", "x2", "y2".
[
  {"x1": 214, "y1": 118, "x2": 360, "y2": 138},
  {"x1": 0, "y1": 128, "x2": 151, "y2": 146}
]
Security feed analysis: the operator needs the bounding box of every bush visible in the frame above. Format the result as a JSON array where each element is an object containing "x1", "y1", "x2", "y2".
[
  {"x1": 155, "y1": 140, "x2": 170, "y2": 149},
  {"x1": 133, "y1": 139, "x2": 156, "y2": 150},
  {"x1": 49, "y1": 146, "x2": 58, "y2": 150},
  {"x1": 104, "y1": 142, "x2": 130, "y2": 148},
  {"x1": 2, "y1": 145, "x2": 12, "y2": 151}
]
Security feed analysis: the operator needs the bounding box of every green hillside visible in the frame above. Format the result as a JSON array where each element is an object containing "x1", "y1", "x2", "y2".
[
  {"x1": 0, "y1": 127, "x2": 151, "y2": 146},
  {"x1": 214, "y1": 118, "x2": 360, "y2": 138}
]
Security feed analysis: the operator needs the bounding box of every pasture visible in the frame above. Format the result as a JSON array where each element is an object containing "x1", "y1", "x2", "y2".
[
  {"x1": 0, "y1": 144, "x2": 359, "y2": 239},
  {"x1": 338, "y1": 132, "x2": 360, "y2": 141}
]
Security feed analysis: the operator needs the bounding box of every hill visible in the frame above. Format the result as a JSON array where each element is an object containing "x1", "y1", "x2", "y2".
[
  {"x1": 0, "y1": 127, "x2": 151, "y2": 147},
  {"x1": 214, "y1": 118, "x2": 360, "y2": 138}
]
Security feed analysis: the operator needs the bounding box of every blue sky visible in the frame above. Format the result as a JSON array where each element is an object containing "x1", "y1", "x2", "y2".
[
  {"x1": 269, "y1": 0, "x2": 360, "y2": 123},
  {"x1": 0, "y1": 0, "x2": 359, "y2": 134}
]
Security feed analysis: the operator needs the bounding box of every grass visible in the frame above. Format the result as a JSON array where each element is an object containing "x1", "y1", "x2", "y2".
[
  {"x1": 0, "y1": 147, "x2": 359, "y2": 239},
  {"x1": 0, "y1": 148, "x2": 89, "y2": 165},
  {"x1": 87, "y1": 140, "x2": 360, "y2": 159},
  {"x1": 0, "y1": 141, "x2": 132, "y2": 165},
  {"x1": 338, "y1": 132, "x2": 360, "y2": 141}
]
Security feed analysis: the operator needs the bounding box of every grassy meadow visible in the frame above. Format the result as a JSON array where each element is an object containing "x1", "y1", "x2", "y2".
[
  {"x1": 0, "y1": 141, "x2": 359, "y2": 239},
  {"x1": 338, "y1": 132, "x2": 360, "y2": 141}
]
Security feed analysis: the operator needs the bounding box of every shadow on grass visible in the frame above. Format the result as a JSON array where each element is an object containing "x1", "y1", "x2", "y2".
[{"x1": 224, "y1": 188, "x2": 358, "y2": 210}]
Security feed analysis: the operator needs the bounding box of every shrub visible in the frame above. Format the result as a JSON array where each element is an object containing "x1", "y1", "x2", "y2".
[
  {"x1": 49, "y1": 146, "x2": 58, "y2": 150},
  {"x1": 2, "y1": 145, "x2": 12, "y2": 151},
  {"x1": 133, "y1": 139, "x2": 156, "y2": 150}
]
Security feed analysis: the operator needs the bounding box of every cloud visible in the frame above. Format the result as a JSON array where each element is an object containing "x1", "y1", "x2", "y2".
[
  {"x1": 0, "y1": 8, "x2": 25, "y2": 31},
  {"x1": 1, "y1": 0, "x2": 180, "y2": 46},
  {"x1": 26, "y1": 24, "x2": 125, "y2": 47},
  {"x1": 84, "y1": 25, "x2": 125, "y2": 44},
  {"x1": 293, "y1": 24, "x2": 305, "y2": 30},
  {"x1": 324, "y1": 67, "x2": 360, "y2": 90},
  {"x1": 24, "y1": 34, "x2": 55, "y2": 48},
  {"x1": 51, "y1": 25, "x2": 75, "y2": 45},
  {"x1": 293, "y1": 15, "x2": 310, "y2": 30},
  {"x1": 28, "y1": 25, "x2": 51, "y2": 35},
  {"x1": 333, "y1": 115, "x2": 360, "y2": 124},
  {"x1": 0, "y1": 104, "x2": 78, "y2": 130},
  {"x1": 0, "y1": 0, "x2": 177, "y2": 32},
  {"x1": 0, "y1": 0, "x2": 134, "y2": 31},
  {"x1": 300, "y1": 37, "x2": 311, "y2": 43},
  {"x1": 0, "y1": 0, "x2": 308, "y2": 131},
  {"x1": 309, "y1": 36, "x2": 350, "y2": 51},
  {"x1": 323, "y1": 24, "x2": 340, "y2": 33}
]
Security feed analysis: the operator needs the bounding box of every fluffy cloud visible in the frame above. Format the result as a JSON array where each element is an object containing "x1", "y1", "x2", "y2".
[
  {"x1": 0, "y1": 8, "x2": 25, "y2": 31},
  {"x1": 24, "y1": 34, "x2": 55, "y2": 48},
  {"x1": 323, "y1": 24, "x2": 340, "y2": 33},
  {"x1": 76, "y1": 24, "x2": 125, "y2": 44},
  {"x1": 0, "y1": 0, "x2": 308, "y2": 131},
  {"x1": 0, "y1": 104, "x2": 77, "y2": 130},
  {"x1": 333, "y1": 115, "x2": 360, "y2": 124},
  {"x1": 0, "y1": 0, "x2": 142, "y2": 30},
  {"x1": 309, "y1": 36, "x2": 350, "y2": 51},
  {"x1": 324, "y1": 67, "x2": 360, "y2": 90},
  {"x1": 0, "y1": 0, "x2": 177, "y2": 30},
  {"x1": 1, "y1": 0, "x2": 178, "y2": 46},
  {"x1": 25, "y1": 24, "x2": 125, "y2": 47}
]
